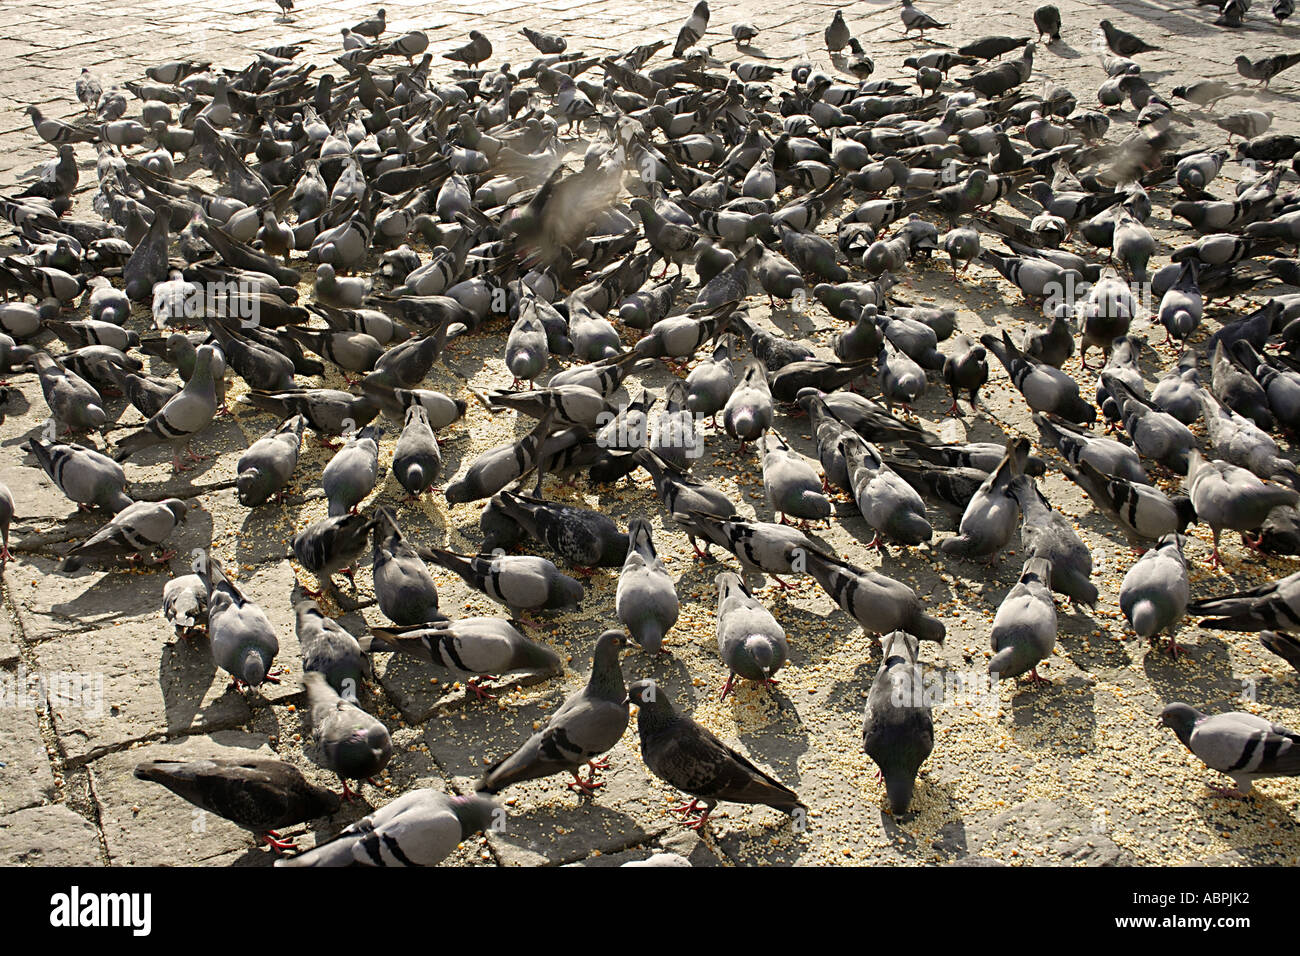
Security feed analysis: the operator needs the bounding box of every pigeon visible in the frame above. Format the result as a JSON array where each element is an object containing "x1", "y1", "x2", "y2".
[
  {"x1": 493, "y1": 491, "x2": 628, "y2": 569},
  {"x1": 715, "y1": 571, "x2": 788, "y2": 697},
  {"x1": 197, "y1": 551, "x2": 279, "y2": 689},
  {"x1": 1235, "y1": 52, "x2": 1300, "y2": 88},
  {"x1": 61, "y1": 498, "x2": 188, "y2": 572},
  {"x1": 676, "y1": 511, "x2": 812, "y2": 588},
  {"x1": 942, "y1": 333, "x2": 988, "y2": 415},
  {"x1": 134, "y1": 757, "x2": 339, "y2": 852},
  {"x1": 237, "y1": 415, "x2": 305, "y2": 507},
  {"x1": 674, "y1": 1, "x2": 710, "y2": 56},
  {"x1": 1010, "y1": 476, "x2": 1097, "y2": 607},
  {"x1": 1190, "y1": 568, "x2": 1300, "y2": 633},
  {"x1": 444, "y1": 410, "x2": 559, "y2": 504},
  {"x1": 760, "y1": 431, "x2": 831, "y2": 526},
  {"x1": 322, "y1": 425, "x2": 381, "y2": 517},
  {"x1": 1037, "y1": 407, "x2": 1147, "y2": 479},
  {"x1": 24, "y1": 437, "x2": 132, "y2": 513},
  {"x1": 1063, "y1": 459, "x2": 1196, "y2": 549},
  {"x1": 425, "y1": 548, "x2": 583, "y2": 614},
  {"x1": 940, "y1": 438, "x2": 1027, "y2": 561},
  {"x1": 901, "y1": 0, "x2": 948, "y2": 37},
  {"x1": 521, "y1": 26, "x2": 567, "y2": 54},
  {"x1": 445, "y1": 30, "x2": 492, "y2": 70},
  {"x1": 113, "y1": 343, "x2": 219, "y2": 472},
  {"x1": 863, "y1": 631, "x2": 933, "y2": 814},
  {"x1": 275, "y1": 790, "x2": 498, "y2": 867},
  {"x1": 1185, "y1": 449, "x2": 1300, "y2": 567},
  {"x1": 478, "y1": 629, "x2": 627, "y2": 793},
  {"x1": 616, "y1": 517, "x2": 680, "y2": 654},
  {"x1": 162, "y1": 572, "x2": 207, "y2": 636},
  {"x1": 304, "y1": 670, "x2": 392, "y2": 799},
  {"x1": 240, "y1": 389, "x2": 379, "y2": 441},
  {"x1": 982, "y1": 331, "x2": 1097, "y2": 425},
  {"x1": 1160, "y1": 703, "x2": 1300, "y2": 796},
  {"x1": 1098, "y1": 19, "x2": 1160, "y2": 56},
  {"x1": 801, "y1": 547, "x2": 946, "y2": 642},
  {"x1": 825, "y1": 11, "x2": 851, "y2": 53},
  {"x1": 990, "y1": 556, "x2": 1057, "y2": 683},
  {"x1": 1120, "y1": 534, "x2": 1190, "y2": 654},
  {"x1": 841, "y1": 434, "x2": 932, "y2": 549},
  {"x1": 628, "y1": 678, "x2": 804, "y2": 830},
  {"x1": 392, "y1": 405, "x2": 442, "y2": 499},
  {"x1": 723, "y1": 357, "x2": 775, "y2": 447},
  {"x1": 364, "y1": 617, "x2": 560, "y2": 700},
  {"x1": 293, "y1": 587, "x2": 365, "y2": 700},
  {"x1": 1034, "y1": 5, "x2": 1062, "y2": 43},
  {"x1": 370, "y1": 510, "x2": 441, "y2": 626},
  {"x1": 30, "y1": 351, "x2": 107, "y2": 434},
  {"x1": 1102, "y1": 374, "x2": 1196, "y2": 475},
  {"x1": 292, "y1": 512, "x2": 379, "y2": 598}
]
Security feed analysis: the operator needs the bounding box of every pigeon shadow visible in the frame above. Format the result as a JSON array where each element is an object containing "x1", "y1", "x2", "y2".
[
  {"x1": 1141, "y1": 631, "x2": 1242, "y2": 706},
  {"x1": 1008, "y1": 674, "x2": 1098, "y2": 753}
]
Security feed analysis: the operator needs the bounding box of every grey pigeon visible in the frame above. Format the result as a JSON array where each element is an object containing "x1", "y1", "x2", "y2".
[
  {"x1": 292, "y1": 512, "x2": 379, "y2": 598},
  {"x1": 61, "y1": 498, "x2": 188, "y2": 571},
  {"x1": 134, "y1": 757, "x2": 339, "y2": 853},
  {"x1": 304, "y1": 670, "x2": 392, "y2": 799},
  {"x1": 370, "y1": 509, "x2": 441, "y2": 626},
  {"x1": 841, "y1": 433, "x2": 932, "y2": 548},
  {"x1": 24, "y1": 437, "x2": 131, "y2": 513},
  {"x1": 293, "y1": 586, "x2": 365, "y2": 700},
  {"x1": 801, "y1": 547, "x2": 946, "y2": 642},
  {"x1": 1189, "y1": 568, "x2": 1300, "y2": 633},
  {"x1": 1186, "y1": 449, "x2": 1299, "y2": 567},
  {"x1": 363, "y1": 617, "x2": 560, "y2": 700},
  {"x1": 942, "y1": 334, "x2": 988, "y2": 415},
  {"x1": 628, "y1": 678, "x2": 805, "y2": 830},
  {"x1": 989, "y1": 556, "x2": 1057, "y2": 683},
  {"x1": 616, "y1": 517, "x2": 680, "y2": 654},
  {"x1": 392, "y1": 404, "x2": 442, "y2": 498},
  {"x1": 30, "y1": 351, "x2": 107, "y2": 433},
  {"x1": 114, "y1": 343, "x2": 219, "y2": 471},
  {"x1": 723, "y1": 357, "x2": 775, "y2": 447},
  {"x1": 863, "y1": 630, "x2": 934, "y2": 814},
  {"x1": 1062, "y1": 459, "x2": 1196, "y2": 548},
  {"x1": 276, "y1": 789, "x2": 498, "y2": 866},
  {"x1": 237, "y1": 415, "x2": 305, "y2": 507},
  {"x1": 322, "y1": 425, "x2": 382, "y2": 517},
  {"x1": 444, "y1": 410, "x2": 557, "y2": 504},
  {"x1": 715, "y1": 571, "x2": 788, "y2": 697},
  {"x1": 761, "y1": 430, "x2": 831, "y2": 525},
  {"x1": 1120, "y1": 534, "x2": 1189, "y2": 654},
  {"x1": 940, "y1": 438, "x2": 1027, "y2": 561},
  {"x1": 982, "y1": 331, "x2": 1096, "y2": 425},
  {"x1": 478, "y1": 629, "x2": 627, "y2": 793},
  {"x1": 425, "y1": 548, "x2": 583, "y2": 613},
  {"x1": 675, "y1": 511, "x2": 812, "y2": 588},
  {"x1": 1010, "y1": 476, "x2": 1097, "y2": 607},
  {"x1": 162, "y1": 572, "x2": 208, "y2": 636},
  {"x1": 198, "y1": 551, "x2": 279, "y2": 689},
  {"x1": 1161, "y1": 703, "x2": 1300, "y2": 796}
]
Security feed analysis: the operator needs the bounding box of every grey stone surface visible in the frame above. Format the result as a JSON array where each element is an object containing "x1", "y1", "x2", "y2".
[{"x1": 0, "y1": 805, "x2": 101, "y2": 865}]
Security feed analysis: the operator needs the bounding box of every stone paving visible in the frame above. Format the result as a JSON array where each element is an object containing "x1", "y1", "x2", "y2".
[{"x1": 3, "y1": 0, "x2": 1300, "y2": 866}]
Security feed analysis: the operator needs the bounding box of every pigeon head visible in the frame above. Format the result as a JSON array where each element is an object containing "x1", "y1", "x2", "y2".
[
  {"x1": 549, "y1": 571, "x2": 585, "y2": 608},
  {"x1": 1159, "y1": 702, "x2": 1202, "y2": 745},
  {"x1": 626, "y1": 678, "x2": 672, "y2": 729},
  {"x1": 1172, "y1": 495, "x2": 1198, "y2": 533},
  {"x1": 743, "y1": 635, "x2": 777, "y2": 676},
  {"x1": 236, "y1": 466, "x2": 271, "y2": 507},
  {"x1": 338, "y1": 724, "x2": 393, "y2": 779},
  {"x1": 450, "y1": 794, "x2": 499, "y2": 838},
  {"x1": 241, "y1": 647, "x2": 268, "y2": 686}
]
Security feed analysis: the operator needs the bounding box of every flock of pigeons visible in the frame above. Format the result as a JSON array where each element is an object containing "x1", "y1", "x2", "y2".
[{"x1": 4, "y1": 0, "x2": 1300, "y2": 865}]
